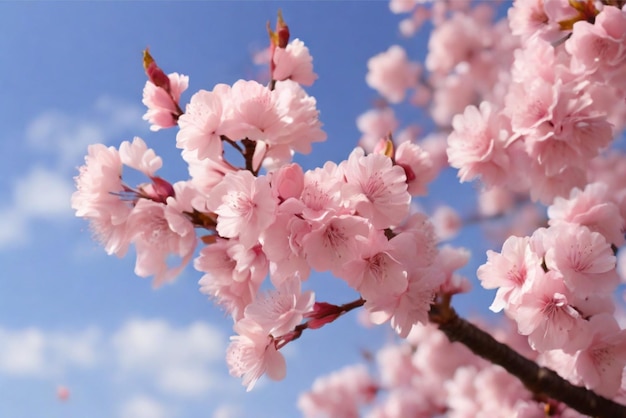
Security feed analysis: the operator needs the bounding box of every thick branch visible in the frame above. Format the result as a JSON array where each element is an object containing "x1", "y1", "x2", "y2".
[{"x1": 429, "y1": 301, "x2": 626, "y2": 418}]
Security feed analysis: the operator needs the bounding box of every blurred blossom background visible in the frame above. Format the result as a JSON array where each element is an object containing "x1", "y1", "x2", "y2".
[{"x1": 0, "y1": 2, "x2": 551, "y2": 418}]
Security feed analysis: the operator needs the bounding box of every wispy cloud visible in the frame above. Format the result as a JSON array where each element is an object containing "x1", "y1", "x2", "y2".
[
  {"x1": 25, "y1": 96, "x2": 147, "y2": 170},
  {"x1": 0, "y1": 318, "x2": 227, "y2": 400},
  {"x1": 0, "y1": 327, "x2": 100, "y2": 378},
  {"x1": 118, "y1": 394, "x2": 172, "y2": 418},
  {"x1": 111, "y1": 318, "x2": 226, "y2": 398}
]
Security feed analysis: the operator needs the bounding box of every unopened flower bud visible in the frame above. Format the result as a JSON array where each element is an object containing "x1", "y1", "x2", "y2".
[{"x1": 143, "y1": 48, "x2": 171, "y2": 93}]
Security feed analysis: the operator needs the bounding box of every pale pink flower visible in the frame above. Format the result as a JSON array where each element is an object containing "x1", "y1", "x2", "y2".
[
  {"x1": 226, "y1": 318, "x2": 286, "y2": 391},
  {"x1": 300, "y1": 162, "x2": 347, "y2": 221},
  {"x1": 125, "y1": 198, "x2": 196, "y2": 287},
  {"x1": 508, "y1": 0, "x2": 551, "y2": 41},
  {"x1": 142, "y1": 72, "x2": 188, "y2": 131},
  {"x1": 566, "y1": 6, "x2": 626, "y2": 75},
  {"x1": 298, "y1": 365, "x2": 377, "y2": 418},
  {"x1": 477, "y1": 186, "x2": 515, "y2": 217},
  {"x1": 543, "y1": 224, "x2": 618, "y2": 298},
  {"x1": 514, "y1": 270, "x2": 589, "y2": 353},
  {"x1": 356, "y1": 108, "x2": 398, "y2": 153},
  {"x1": 431, "y1": 73, "x2": 479, "y2": 128},
  {"x1": 528, "y1": 164, "x2": 587, "y2": 205},
  {"x1": 426, "y1": 13, "x2": 489, "y2": 74},
  {"x1": 548, "y1": 182, "x2": 625, "y2": 247},
  {"x1": 176, "y1": 87, "x2": 226, "y2": 160},
  {"x1": 207, "y1": 170, "x2": 277, "y2": 249},
  {"x1": 375, "y1": 344, "x2": 416, "y2": 388},
  {"x1": 262, "y1": 203, "x2": 312, "y2": 286},
  {"x1": 447, "y1": 102, "x2": 513, "y2": 187},
  {"x1": 182, "y1": 149, "x2": 237, "y2": 197},
  {"x1": 431, "y1": 205, "x2": 461, "y2": 241},
  {"x1": 272, "y1": 39, "x2": 317, "y2": 86},
  {"x1": 392, "y1": 212, "x2": 439, "y2": 269},
  {"x1": 339, "y1": 228, "x2": 408, "y2": 301},
  {"x1": 366, "y1": 45, "x2": 420, "y2": 104},
  {"x1": 302, "y1": 213, "x2": 370, "y2": 274},
  {"x1": 271, "y1": 79, "x2": 327, "y2": 154},
  {"x1": 196, "y1": 238, "x2": 268, "y2": 320},
  {"x1": 435, "y1": 245, "x2": 472, "y2": 295},
  {"x1": 342, "y1": 147, "x2": 410, "y2": 229},
  {"x1": 72, "y1": 143, "x2": 131, "y2": 256},
  {"x1": 371, "y1": 265, "x2": 444, "y2": 338},
  {"x1": 477, "y1": 236, "x2": 542, "y2": 312},
  {"x1": 574, "y1": 314, "x2": 626, "y2": 398},
  {"x1": 220, "y1": 80, "x2": 281, "y2": 142},
  {"x1": 394, "y1": 141, "x2": 434, "y2": 197},
  {"x1": 118, "y1": 136, "x2": 162, "y2": 177},
  {"x1": 243, "y1": 276, "x2": 314, "y2": 337}
]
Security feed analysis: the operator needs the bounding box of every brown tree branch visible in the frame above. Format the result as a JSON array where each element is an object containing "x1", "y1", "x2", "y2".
[{"x1": 428, "y1": 300, "x2": 626, "y2": 418}]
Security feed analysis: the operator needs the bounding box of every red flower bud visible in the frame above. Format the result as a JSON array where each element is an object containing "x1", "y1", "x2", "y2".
[{"x1": 143, "y1": 48, "x2": 171, "y2": 94}]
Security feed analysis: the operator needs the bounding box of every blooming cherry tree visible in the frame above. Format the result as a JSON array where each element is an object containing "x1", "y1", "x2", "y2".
[{"x1": 73, "y1": 3, "x2": 626, "y2": 417}]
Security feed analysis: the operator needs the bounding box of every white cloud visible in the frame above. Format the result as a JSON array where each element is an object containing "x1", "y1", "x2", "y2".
[
  {"x1": 112, "y1": 319, "x2": 226, "y2": 398},
  {"x1": 13, "y1": 166, "x2": 74, "y2": 218},
  {"x1": 213, "y1": 404, "x2": 243, "y2": 418},
  {"x1": 119, "y1": 394, "x2": 171, "y2": 418},
  {"x1": 0, "y1": 166, "x2": 75, "y2": 249},
  {"x1": 0, "y1": 327, "x2": 100, "y2": 377},
  {"x1": 25, "y1": 96, "x2": 147, "y2": 169},
  {"x1": 0, "y1": 208, "x2": 27, "y2": 248}
]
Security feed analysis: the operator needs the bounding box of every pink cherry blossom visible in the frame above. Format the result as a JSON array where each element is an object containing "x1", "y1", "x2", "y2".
[
  {"x1": 196, "y1": 238, "x2": 268, "y2": 320},
  {"x1": 206, "y1": 170, "x2": 277, "y2": 249},
  {"x1": 71, "y1": 143, "x2": 131, "y2": 256},
  {"x1": 219, "y1": 80, "x2": 281, "y2": 142},
  {"x1": 514, "y1": 270, "x2": 589, "y2": 353},
  {"x1": 435, "y1": 245, "x2": 471, "y2": 296},
  {"x1": 298, "y1": 364, "x2": 377, "y2": 418},
  {"x1": 226, "y1": 318, "x2": 286, "y2": 391},
  {"x1": 342, "y1": 147, "x2": 410, "y2": 229},
  {"x1": 262, "y1": 202, "x2": 312, "y2": 286},
  {"x1": 394, "y1": 141, "x2": 434, "y2": 197},
  {"x1": 548, "y1": 182, "x2": 625, "y2": 247},
  {"x1": 356, "y1": 108, "x2": 399, "y2": 152},
  {"x1": 270, "y1": 79, "x2": 327, "y2": 154},
  {"x1": 339, "y1": 228, "x2": 408, "y2": 301},
  {"x1": 566, "y1": 6, "x2": 626, "y2": 75},
  {"x1": 370, "y1": 265, "x2": 444, "y2": 338},
  {"x1": 302, "y1": 213, "x2": 370, "y2": 274},
  {"x1": 272, "y1": 38, "x2": 317, "y2": 86},
  {"x1": 124, "y1": 198, "x2": 196, "y2": 287},
  {"x1": 478, "y1": 235, "x2": 544, "y2": 313},
  {"x1": 366, "y1": 45, "x2": 420, "y2": 104},
  {"x1": 243, "y1": 276, "x2": 314, "y2": 337},
  {"x1": 508, "y1": 0, "x2": 550, "y2": 41},
  {"x1": 176, "y1": 87, "x2": 227, "y2": 161},
  {"x1": 447, "y1": 102, "x2": 513, "y2": 187},
  {"x1": 142, "y1": 72, "x2": 188, "y2": 131},
  {"x1": 574, "y1": 313, "x2": 626, "y2": 398},
  {"x1": 543, "y1": 223, "x2": 618, "y2": 298},
  {"x1": 300, "y1": 161, "x2": 347, "y2": 221},
  {"x1": 430, "y1": 205, "x2": 461, "y2": 241},
  {"x1": 118, "y1": 136, "x2": 162, "y2": 177}
]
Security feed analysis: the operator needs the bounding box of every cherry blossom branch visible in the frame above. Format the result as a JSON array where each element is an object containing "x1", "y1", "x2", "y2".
[{"x1": 428, "y1": 298, "x2": 626, "y2": 418}]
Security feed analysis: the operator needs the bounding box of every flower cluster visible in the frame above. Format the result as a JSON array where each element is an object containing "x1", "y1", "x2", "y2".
[{"x1": 72, "y1": 12, "x2": 449, "y2": 392}]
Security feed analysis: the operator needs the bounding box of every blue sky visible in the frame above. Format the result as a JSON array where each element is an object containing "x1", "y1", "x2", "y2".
[{"x1": 0, "y1": 2, "x2": 504, "y2": 418}]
